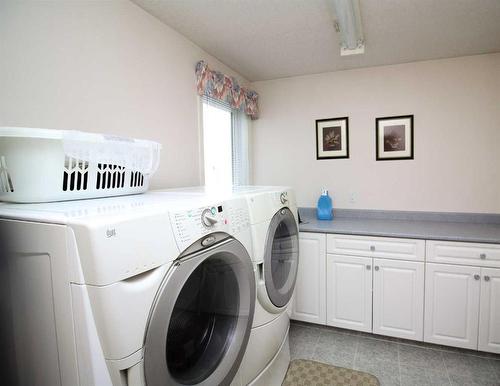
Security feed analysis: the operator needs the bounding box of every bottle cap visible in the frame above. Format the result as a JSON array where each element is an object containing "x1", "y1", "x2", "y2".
[{"x1": 322, "y1": 189, "x2": 328, "y2": 195}]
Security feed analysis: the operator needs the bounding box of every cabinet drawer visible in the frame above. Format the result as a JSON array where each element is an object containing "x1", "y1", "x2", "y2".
[
  {"x1": 327, "y1": 234, "x2": 424, "y2": 261},
  {"x1": 427, "y1": 240, "x2": 500, "y2": 268}
]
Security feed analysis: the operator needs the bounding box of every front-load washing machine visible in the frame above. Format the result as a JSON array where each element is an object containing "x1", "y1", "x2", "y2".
[
  {"x1": 0, "y1": 192, "x2": 255, "y2": 386},
  {"x1": 154, "y1": 186, "x2": 300, "y2": 386}
]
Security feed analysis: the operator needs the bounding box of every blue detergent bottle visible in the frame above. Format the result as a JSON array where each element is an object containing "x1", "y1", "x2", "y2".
[{"x1": 317, "y1": 189, "x2": 333, "y2": 220}]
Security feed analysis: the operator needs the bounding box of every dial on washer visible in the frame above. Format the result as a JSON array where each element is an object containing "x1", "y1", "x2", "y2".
[{"x1": 201, "y1": 208, "x2": 218, "y2": 227}]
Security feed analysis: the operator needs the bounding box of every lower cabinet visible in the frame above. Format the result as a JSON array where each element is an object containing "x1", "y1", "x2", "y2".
[
  {"x1": 326, "y1": 254, "x2": 424, "y2": 340},
  {"x1": 291, "y1": 233, "x2": 326, "y2": 324},
  {"x1": 293, "y1": 232, "x2": 500, "y2": 353},
  {"x1": 372, "y1": 259, "x2": 424, "y2": 340},
  {"x1": 424, "y1": 263, "x2": 500, "y2": 353},
  {"x1": 326, "y1": 254, "x2": 372, "y2": 332},
  {"x1": 424, "y1": 263, "x2": 480, "y2": 349},
  {"x1": 479, "y1": 268, "x2": 500, "y2": 353}
]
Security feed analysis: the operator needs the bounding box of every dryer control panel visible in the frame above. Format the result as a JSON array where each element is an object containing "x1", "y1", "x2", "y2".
[
  {"x1": 270, "y1": 189, "x2": 297, "y2": 211},
  {"x1": 170, "y1": 198, "x2": 250, "y2": 251}
]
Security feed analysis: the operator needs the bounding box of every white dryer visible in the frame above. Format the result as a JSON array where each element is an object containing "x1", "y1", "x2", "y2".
[
  {"x1": 0, "y1": 193, "x2": 256, "y2": 386},
  {"x1": 230, "y1": 187, "x2": 299, "y2": 386},
  {"x1": 243, "y1": 187, "x2": 299, "y2": 325}
]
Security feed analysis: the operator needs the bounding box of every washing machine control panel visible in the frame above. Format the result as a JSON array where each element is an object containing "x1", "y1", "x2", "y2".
[{"x1": 170, "y1": 199, "x2": 250, "y2": 251}]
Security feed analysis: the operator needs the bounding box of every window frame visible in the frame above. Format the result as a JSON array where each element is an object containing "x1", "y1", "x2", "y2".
[{"x1": 198, "y1": 95, "x2": 251, "y2": 187}]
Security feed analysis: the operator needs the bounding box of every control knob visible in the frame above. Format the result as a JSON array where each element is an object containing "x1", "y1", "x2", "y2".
[
  {"x1": 201, "y1": 209, "x2": 218, "y2": 227},
  {"x1": 280, "y1": 192, "x2": 288, "y2": 205}
]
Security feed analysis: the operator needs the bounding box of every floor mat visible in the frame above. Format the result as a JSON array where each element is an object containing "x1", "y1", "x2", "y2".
[{"x1": 282, "y1": 359, "x2": 380, "y2": 386}]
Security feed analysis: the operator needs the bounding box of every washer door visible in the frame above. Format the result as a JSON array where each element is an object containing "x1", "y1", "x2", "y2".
[
  {"x1": 263, "y1": 207, "x2": 299, "y2": 308},
  {"x1": 144, "y1": 238, "x2": 255, "y2": 386}
]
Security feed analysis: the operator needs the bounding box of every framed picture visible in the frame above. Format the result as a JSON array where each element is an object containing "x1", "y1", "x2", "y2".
[
  {"x1": 376, "y1": 115, "x2": 414, "y2": 160},
  {"x1": 316, "y1": 117, "x2": 349, "y2": 159}
]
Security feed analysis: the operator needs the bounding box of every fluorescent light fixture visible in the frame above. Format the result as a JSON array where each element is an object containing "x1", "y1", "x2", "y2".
[{"x1": 328, "y1": 0, "x2": 365, "y2": 56}]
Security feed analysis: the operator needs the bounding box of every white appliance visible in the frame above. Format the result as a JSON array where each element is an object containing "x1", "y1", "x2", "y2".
[
  {"x1": 155, "y1": 186, "x2": 300, "y2": 386},
  {"x1": 232, "y1": 187, "x2": 299, "y2": 386},
  {"x1": 0, "y1": 192, "x2": 255, "y2": 386}
]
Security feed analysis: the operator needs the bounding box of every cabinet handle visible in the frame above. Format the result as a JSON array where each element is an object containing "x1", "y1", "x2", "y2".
[
  {"x1": 370, "y1": 245, "x2": 375, "y2": 252},
  {"x1": 374, "y1": 266, "x2": 380, "y2": 271},
  {"x1": 474, "y1": 274, "x2": 480, "y2": 280},
  {"x1": 366, "y1": 265, "x2": 371, "y2": 270},
  {"x1": 484, "y1": 276, "x2": 490, "y2": 282},
  {"x1": 480, "y1": 253, "x2": 486, "y2": 259}
]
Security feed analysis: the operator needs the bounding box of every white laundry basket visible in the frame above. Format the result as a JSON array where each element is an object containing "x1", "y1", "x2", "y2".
[{"x1": 0, "y1": 127, "x2": 162, "y2": 203}]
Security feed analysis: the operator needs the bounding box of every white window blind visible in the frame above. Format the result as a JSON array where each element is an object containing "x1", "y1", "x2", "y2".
[{"x1": 201, "y1": 95, "x2": 250, "y2": 187}]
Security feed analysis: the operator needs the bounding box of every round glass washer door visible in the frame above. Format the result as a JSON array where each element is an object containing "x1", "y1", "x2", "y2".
[
  {"x1": 263, "y1": 207, "x2": 299, "y2": 308},
  {"x1": 143, "y1": 237, "x2": 255, "y2": 386}
]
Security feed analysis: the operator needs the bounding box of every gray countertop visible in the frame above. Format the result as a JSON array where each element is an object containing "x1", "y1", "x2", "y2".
[{"x1": 298, "y1": 208, "x2": 500, "y2": 244}]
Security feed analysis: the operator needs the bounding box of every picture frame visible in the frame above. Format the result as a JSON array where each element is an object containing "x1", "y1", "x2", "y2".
[
  {"x1": 315, "y1": 117, "x2": 349, "y2": 159},
  {"x1": 376, "y1": 115, "x2": 414, "y2": 160}
]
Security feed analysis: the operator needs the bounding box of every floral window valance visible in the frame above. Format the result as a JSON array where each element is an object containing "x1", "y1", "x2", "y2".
[{"x1": 195, "y1": 60, "x2": 259, "y2": 120}]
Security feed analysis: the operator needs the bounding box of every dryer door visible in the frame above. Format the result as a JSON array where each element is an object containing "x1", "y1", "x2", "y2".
[
  {"x1": 263, "y1": 207, "x2": 299, "y2": 308},
  {"x1": 144, "y1": 237, "x2": 255, "y2": 386}
]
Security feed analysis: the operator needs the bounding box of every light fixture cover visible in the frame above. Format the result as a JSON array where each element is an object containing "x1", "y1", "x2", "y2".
[{"x1": 329, "y1": 0, "x2": 365, "y2": 55}]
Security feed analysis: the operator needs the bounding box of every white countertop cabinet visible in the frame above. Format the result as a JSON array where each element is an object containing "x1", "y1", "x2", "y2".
[
  {"x1": 372, "y1": 258, "x2": 424, "y2": 341},
  {"x1": 325, "y1": 235, "x2": 425, "y2": 341},
  {"x1": 424, "y1": 263, "x2": 481, "y2": 349},
  {"x1": 478, "y1": 267, "x2": 500, "y2": 353},
  {"x1": 425, "y1": 240, "x2": 500, "y2": 353},
  {"x1": 291, "y1": 233, "x2": 326, "y2": 325},
  {"x1": 292, "y1": 231, "x2": 500, "y2": 353},
  {"x1": 326, "y1": 254, "x2": 373, "y2": 332}
]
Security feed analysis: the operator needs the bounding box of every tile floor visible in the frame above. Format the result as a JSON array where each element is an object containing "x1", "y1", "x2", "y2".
[{"x1": 289, "y1": 321, "x2": 500, "y2": 386}]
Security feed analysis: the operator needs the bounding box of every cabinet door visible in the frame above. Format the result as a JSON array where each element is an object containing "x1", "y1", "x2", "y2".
[
  {"x1": 424, "y1": 263, "x2": 481, "y2": 349},
  {"x1": 373, "y1": 259, "x2": 424, "y2": 341},
  {"x1": 291, "y1": 233, "x2": 326, "y2": 324},
  {"x1": 327, "y1": 254, "x2": 372, "y2": 332},
  {"x1": 478, "y1": 267, "x2": 500, "y2": 353}
]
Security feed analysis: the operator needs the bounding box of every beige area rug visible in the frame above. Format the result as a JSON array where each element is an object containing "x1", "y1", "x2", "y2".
[{"x1": 282, "y1": 359, "x2": 380, "y2": 386}]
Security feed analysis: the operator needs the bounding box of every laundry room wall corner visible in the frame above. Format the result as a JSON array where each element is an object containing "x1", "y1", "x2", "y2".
[{"x1": 0, "y1": 0, "x2": 249, "y2": 189}]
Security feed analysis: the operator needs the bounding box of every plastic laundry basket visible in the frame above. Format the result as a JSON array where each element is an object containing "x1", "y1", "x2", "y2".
[{"x1": 0, "y1": 127, "x2": 162, "y2": 203}]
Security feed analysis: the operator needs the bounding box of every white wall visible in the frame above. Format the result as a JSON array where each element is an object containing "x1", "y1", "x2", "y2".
[
  {"x1": 252, "y1": 54, "x2": 500, "y2": 213},
  {"x1": 0, "y1": 0, "x2": 248, "y2": 189}
]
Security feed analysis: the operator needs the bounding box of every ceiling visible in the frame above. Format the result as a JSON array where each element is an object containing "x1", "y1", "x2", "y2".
[{"x1": 132, "y1": 0, "x2": 500, "y2": 81}]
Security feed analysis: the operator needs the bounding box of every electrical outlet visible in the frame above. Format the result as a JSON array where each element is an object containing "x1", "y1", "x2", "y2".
[{"x1": 349, "y1": 192, "x2": 356, "y2": 204}]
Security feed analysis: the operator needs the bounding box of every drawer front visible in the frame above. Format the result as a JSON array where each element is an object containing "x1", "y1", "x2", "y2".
[
  {"x1": 427, "y1": 240, "x2": 500, "y2": 268},
  {"x1": 327, "y1": 234, "x2": 424, "y2": 261}
]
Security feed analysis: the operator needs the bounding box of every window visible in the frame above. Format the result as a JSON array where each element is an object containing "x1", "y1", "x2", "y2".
[{"x1": 201, "y1": 96, "x2": 250, "y2": 187}]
